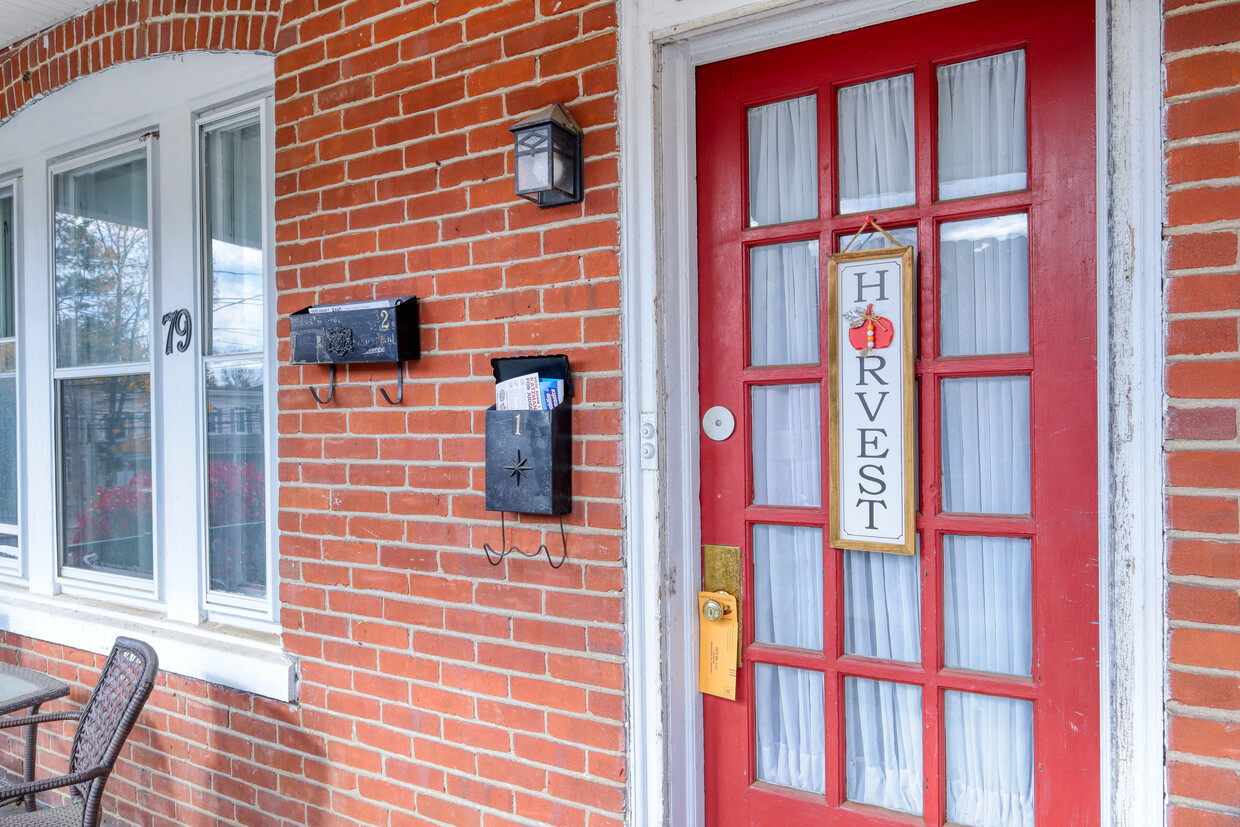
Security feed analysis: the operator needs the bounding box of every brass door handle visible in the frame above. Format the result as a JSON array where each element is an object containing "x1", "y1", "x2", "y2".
[{"x1": 701, "y1": 598, "x2": 732, "y2": 622}]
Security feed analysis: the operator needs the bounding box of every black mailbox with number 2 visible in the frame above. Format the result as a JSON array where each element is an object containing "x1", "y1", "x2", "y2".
[
  {"x1": 289, "y1": 296, "x2": 420, "y2": 365},
  {"x1": 485, "y1": 355, "x2": 572, "y2": 516}
]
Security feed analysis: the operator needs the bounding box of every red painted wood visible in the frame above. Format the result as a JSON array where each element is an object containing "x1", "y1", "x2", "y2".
[{"x1": 697, "y1": 0, "x2": 1097, "y2": 824}]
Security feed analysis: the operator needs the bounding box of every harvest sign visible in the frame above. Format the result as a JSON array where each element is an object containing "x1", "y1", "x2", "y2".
[{"x1": 827, "y1": 243, "x2": 916, "y2": 555}]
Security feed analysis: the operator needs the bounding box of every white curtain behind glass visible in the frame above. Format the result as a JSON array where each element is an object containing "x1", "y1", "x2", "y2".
[
  {"x1": 751, "y1": 241, "x2": 819, "y2": 366},
  {"x1": 941, "y1": 376, "x2": 1031, "y2": 515},
  {"x1": 748, "y1": 95, "x2": 818, "y2": 226},
  {"x1": 945, "y1": 692, "x2": 1035, "y2": 827},
  {"x1": 845, "y1": 678, "x2": 923, "y2": 814},
  {"x1": 838, "y1": 74, "x2": 915, "y2": 214},
  {"x1": 756, "y1": 664, "x2": 826, "y2": 793},
  {"x1": 755, "y1": 525, "x2": 823, "y2": 650},
  {"x1": 938, "y1": 50, "x2": 1027, "y2": 200},
  {"x1": 941, "y1": 215, "x2": 1029, "y2": 356}
]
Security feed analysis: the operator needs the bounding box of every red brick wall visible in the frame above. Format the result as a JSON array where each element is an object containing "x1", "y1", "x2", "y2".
[
  {"x1": 0, "y1": 0, "x2": 624, "y2": 824},
  {"x1": 1164, "y1": 1, "x2": 1240, "y2": 823}
]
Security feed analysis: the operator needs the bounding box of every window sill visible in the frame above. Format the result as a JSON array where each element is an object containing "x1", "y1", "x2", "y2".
[{"x1": 0, "y1": 584, "x2": 297, "y2": 702}]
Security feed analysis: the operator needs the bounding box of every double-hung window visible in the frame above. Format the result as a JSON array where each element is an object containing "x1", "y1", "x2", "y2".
[{"x1": 0, "y1": 54, "x2": 289, "y2": 698}]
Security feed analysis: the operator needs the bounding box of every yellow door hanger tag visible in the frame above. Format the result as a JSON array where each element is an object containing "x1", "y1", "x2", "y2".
[{"x1": 698, "y1": 591, "x2": 739, "y2": 700}]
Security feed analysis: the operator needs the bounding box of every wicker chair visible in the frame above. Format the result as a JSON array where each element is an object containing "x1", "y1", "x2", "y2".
[{"x1": 0, "y1": 638, "x2": 158, "y2": 826}]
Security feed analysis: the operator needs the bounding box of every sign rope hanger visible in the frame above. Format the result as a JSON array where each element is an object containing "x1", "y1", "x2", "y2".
[{"x1": 840, "y1": 213, "x2": 904, "y2": 254}]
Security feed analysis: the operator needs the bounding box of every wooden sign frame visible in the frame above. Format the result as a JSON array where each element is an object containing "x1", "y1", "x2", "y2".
[{"x1": 827, "y1": 244, "x2": 916, "y2": 555}]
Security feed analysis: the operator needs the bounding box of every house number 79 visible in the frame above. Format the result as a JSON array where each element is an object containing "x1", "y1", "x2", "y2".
[{"x1": 161, "y1": 308, "x2": 193, "y2": 355}]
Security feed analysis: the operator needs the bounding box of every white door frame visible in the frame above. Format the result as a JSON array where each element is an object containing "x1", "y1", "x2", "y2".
[{"x1": 619, "y1": 0, "x2": 1166, "y2": 825}]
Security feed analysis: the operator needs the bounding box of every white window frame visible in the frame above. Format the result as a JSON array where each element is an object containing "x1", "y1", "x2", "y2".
[
  {"x1": 194, "y1": 98, "x2": 280, "y2": 627},
  {"x1": 0, "y1": 53, "x2": 293, "y2": 701},
  {"x1": 49, "y1": 136, "x2": 161, "y2": 606}
]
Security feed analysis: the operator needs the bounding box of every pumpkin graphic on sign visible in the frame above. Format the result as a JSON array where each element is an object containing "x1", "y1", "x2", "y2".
[{"x1": 844, "y1": 303, "x2": 894, "y2": 355}]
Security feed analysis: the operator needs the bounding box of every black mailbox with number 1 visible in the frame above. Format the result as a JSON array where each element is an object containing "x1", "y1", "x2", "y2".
[{"x1": 485, "y1": 355, "x2": 572, "y2": 515}]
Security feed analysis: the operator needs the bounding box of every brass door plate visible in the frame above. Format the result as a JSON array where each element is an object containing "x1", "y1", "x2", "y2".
[{"x1": 703, "y1": 544, "x2": 742, "y2": 667}]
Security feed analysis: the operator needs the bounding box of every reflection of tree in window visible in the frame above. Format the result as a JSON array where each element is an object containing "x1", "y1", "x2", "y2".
[
  {"x1": 54, "y1": 153, "x2": 150, "y2": 369},
  {"x1": 54, "y1": 214, "x2": 150, "y2": 367}
]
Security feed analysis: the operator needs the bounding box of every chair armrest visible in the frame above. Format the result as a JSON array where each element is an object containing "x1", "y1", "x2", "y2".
[
  {"x1": 0, "y1": 766, "x2": 106, "y2": 805},
  {"x1": 0, "y1": 711, "x2": 80, "y2": 730}
]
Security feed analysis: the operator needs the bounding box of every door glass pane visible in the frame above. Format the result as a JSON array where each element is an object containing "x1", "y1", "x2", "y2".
[
  {"x1": 754, "y1": 524, "x2": 823, "y2": 650},
  {"x1": 207, "y1": 360, "x2": 266, "y2": 597},
  {"x1": 842, "y1": 225, "x2": 917, "y2": 255},
  {"x1": 750, "y1": 240, "x2": 819, "y2": 366},
  {"x1": 945, "y1": 692, "x2": 1035, "y2": 827},
  {"x1": 941, "y1": 376, "x2": 1031, "y2": 515},
  {"x1": 748, "y1": 95, "x2": 818, "y2": 227},
  {"x1": 845, "y1": 677, "x2": 923, "y2": 814},
  {"x1": 938, "y1": 50, "x2": 1027, "y2": 200},
  {"x1": 943, "y1": 535, "x2": 1032, "y2": 676},
  {"x1": 203, "y1": 116, "x2": 264, "y2": 355},
  {"x1": 60, "y1": 375, "x2": 153, "y2": 579},
  {"x1": 940, "y1": 215, "x2": 1029, "y2": 356},
  {"x1": 752, "y1": 384, "x2": 821, "y2": 507},
  {"x1": 844, "y1": 543, "x2": 921, "y2": 663},
  {"x1": 838, "y1": 74, "x2": 915, "y2": 214},
  {"x1": 54, "y1": 151, "x2": 150, "y2": 368},
  {"x1": 755, "y1": 664, "x2": 825, "y2": 793}
]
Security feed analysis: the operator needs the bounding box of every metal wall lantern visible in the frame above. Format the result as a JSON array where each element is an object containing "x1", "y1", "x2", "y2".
[{"x1": 509, "y1": 103, "x2": 583, "y2": 207}]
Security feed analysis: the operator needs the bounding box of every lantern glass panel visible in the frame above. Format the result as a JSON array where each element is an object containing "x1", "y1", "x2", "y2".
[
  {"x1": 517, "y1": 151, "x2": 550, "y2": 193},
  {"x1": 515, "y1": 125, "x2": 552, "y2": 194},
  {"x1": 553, "y1": 148, "x2": 574, "y2": 194}
]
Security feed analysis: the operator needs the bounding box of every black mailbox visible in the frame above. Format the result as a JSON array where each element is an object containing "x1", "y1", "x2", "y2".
[
  {"x1": 290, "y1": 296, "x2": 419, "y2": 405},
  {"x1": 290, "y1": 296, "x2": 419, "y2": 365},
  {"x1": 485, "y1": 355, "x2": 572, "y2": 515}
]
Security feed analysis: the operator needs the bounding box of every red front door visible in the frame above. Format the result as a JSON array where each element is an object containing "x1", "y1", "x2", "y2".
[{"x1": 697, "y1": 1, "x2": 1098, "y2": 824}]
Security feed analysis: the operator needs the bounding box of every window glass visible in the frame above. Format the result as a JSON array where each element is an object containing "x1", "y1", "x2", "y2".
[
  {"x1": 753, "y1": 524, "x2": 823, "y2": 650},
  {"x1": 755, "y1": 664, "x2": 826, "y2": 793},
  {"x1": 206, "y1": 361, "x2": 266, "y2": 596},
  {"x1": 945, "y1": 692, "x2": 1035, "y2": 826},
  {"x1": 845, "y1": 677, "x2": 923, "y2": 814},
  {"x1": 60, "y1": 375, "x2": 153, "y2": 578},
  {"x1": 941, "y1": 375, "x2": 1031, "y2": 515},
  {"x1": 752, "y1": 384, "x2": 822, "y2": 507},
  {"x1": 937, "y1": 50, "x2": 1028, "y2": 200},
  {"x1": 750, "y1": 240, "x2": 819, "y2": 366},
  {"x1": 0, "y1": 192, "x2": 15, "y2": 569},
  {"x1": 54, "y1": 151, "x2": 150, "y2": 368},
  {"x1": 204, "y1": 117, "x2": 264, "y2": 355},
  {"x1": 940, "y1": 214, "x2": 1029, "y2": 356},
  {"x1": 838, "y1": 74, "x2": 915, "y2": 214},
  {"x1": 203, "y1": 114, "x2": 267, "y2": 600},
  {"x1": 844, "y1": 542, "x2": 921, "y2": 663},
  {"x1": 943, "y1": 535, "x2": 1033, "y2": 676},
  {"x1": 748, "y1": 95, "x2": 818, "y2": 226}
]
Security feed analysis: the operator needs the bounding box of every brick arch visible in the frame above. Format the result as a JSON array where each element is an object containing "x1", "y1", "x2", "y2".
[{"x1": 0, "y1": 0, "x2": 281, "y2": 122}]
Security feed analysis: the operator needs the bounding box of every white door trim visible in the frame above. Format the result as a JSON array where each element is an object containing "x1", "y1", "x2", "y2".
[{"x1": 618, "y1": 0, "x2": 1166, "y2": 824}]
